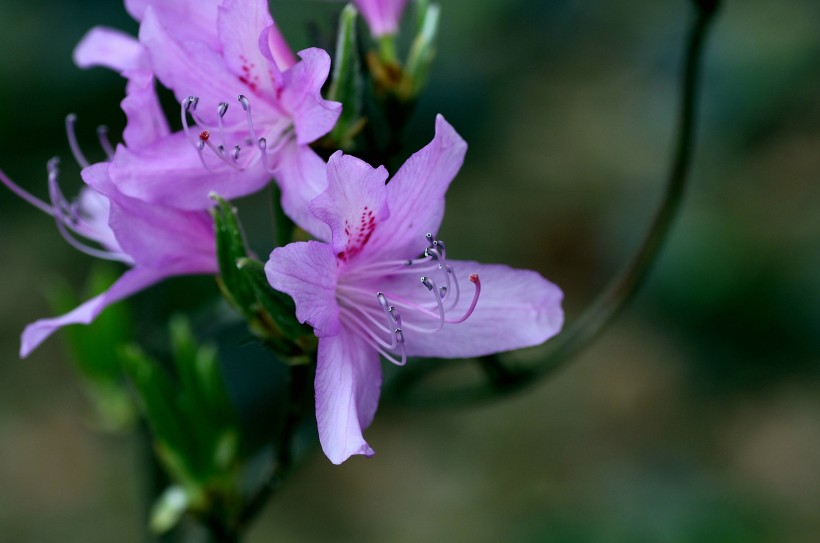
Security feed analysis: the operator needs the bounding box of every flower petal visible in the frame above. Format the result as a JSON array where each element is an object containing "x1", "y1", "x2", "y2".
[
  {"x1": 315, "y1": 330, "x2": 382, "y2": 464},
  {"x1": 397, "y1": 260, "x2": 564, "y2": 358},
  {"x1": 265, "y1": 241, "x2": 341, "y2": 337},
  {"x1": 366, "y1": 114, "x2": 467, "y2": 260},
  {"x1": 106, "y1": 131, "x2": 271, "y2": 210},
  {"x1": 353, "y1": 0, "x2": 410, "y2": 37},
  {"x1": 310, "y1": 151, "x2": 390, "y2": 260},
  {"x1": 121, "y1": 69, "x2": 171, "y2": 151},
  {"x1": 127, "y1": 0, "x2": 221, "y2": 50},
  {"x1": 217, "y1": 0, "x2": 277, "y2": 99},
  {"x1": 259, "y1": 22, "x2": 296, "y2": 72},
  {"x1": 139, "y1": 7, "x2": 267, "y2": 127},
  {"x1": 21, "y1": 264, "x2": 197, "y2": 358},
  {"x1": 273, "y1": 139, "x2": 331, "y2": 240},
  {"x1": 280, "y1": 48, "x2": 342, "y2": 145},
  {"x1": 82, "y1": 163, "x2": 217, "y2": 269},
  {"x1": 73, "y1": 26, "x2": 146, "y2": 73}
]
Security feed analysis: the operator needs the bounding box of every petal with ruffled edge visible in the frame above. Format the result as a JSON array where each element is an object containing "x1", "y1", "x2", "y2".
[
  {"x1": 280, "y1": 49, "x2": 342, "y2": 145},
  {"x1": 259, "y1": 21, "x2": 296, "y2": 72},
  {"x1": 353, "y1": 0, "x2": 410, "y2": 37},
  {"x1": 382, "y1": 259, "x2": 564, "y2": 358},
  {"x1": 315, "y1": 330, "x2": 382, "y2": 464},
  {"x1": 126, "y1": 0, "x2": 221, "y2": 50},
  {"x1": 218, "y1": 0, "x2": 277, "y2": 100},
  {"x1": 310, "y1": 151, "x2": 389, "y2": 260},
  {"x1": 273, "y1": 139, "x2": 331, "y2": 240},
  {"x1": 105, "y1": 131, "x2": 271, "y2": 210},
  {"x1": 20, "y1": 262, "x2": 211, "y2": 358},
  {"x1": 120, "y1": 69, "x2": 170, "y2": 151},
  {"x1": 73, "y1": 27, "x2": 146, "y2": 72},
  {"x1": 365, "y1": 115, "x2": 467, "y2": 261},
  {"x1": 265, "y1": 241, "x2": 341, "y2": 337}
]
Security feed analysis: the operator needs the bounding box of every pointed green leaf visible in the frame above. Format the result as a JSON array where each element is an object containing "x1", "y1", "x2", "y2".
[
  {"x1": 328, "y1": 4, "x2": 365, "y2": 147},
  {"x1": 404, "y1": 2, "x2": 440, "y2": 96},
  {"x1": 210, "y1": 193, "x2": 255, "y2": 315}
]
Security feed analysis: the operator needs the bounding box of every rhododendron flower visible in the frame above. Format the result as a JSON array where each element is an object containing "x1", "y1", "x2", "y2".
[
  {"x1": 354, "y1": 0, "x2": 410, "y2": 37},
  {"x1": 1, "y1": 73, "x2": 218, "y2": 357},
  {"x1": 75, "y1": 0, "x2": 341, "y2": 215},
  {"x1": 266, "y1": 116, "x2": 564, "y2": 463},
  {"x1": 1, "y1": 161, "x2": 217, "y2": 358}
]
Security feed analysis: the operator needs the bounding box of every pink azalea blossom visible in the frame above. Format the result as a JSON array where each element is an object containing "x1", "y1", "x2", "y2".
[
  {"x1": 1, "y1": 78, "x2": 217, "y2": 357},
  {"x1": 354, "y1": 0, "x2": 410, "y2": 37},
  {"x1": 74, "y1": 0, "x2": 341, "y2": 218},
  {"x1": 265, "y1": 116, "x2": 564, "y2": 464}
]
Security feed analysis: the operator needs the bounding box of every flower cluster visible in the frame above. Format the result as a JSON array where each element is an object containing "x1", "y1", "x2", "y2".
[{"x1": 2, "y1": 0, "x2": 564, "y2": 464}]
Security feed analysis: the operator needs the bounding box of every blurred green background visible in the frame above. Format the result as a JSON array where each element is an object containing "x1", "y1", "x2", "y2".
[{"x1": 1, "y1": 0, "x2": 819, "y2": 541}]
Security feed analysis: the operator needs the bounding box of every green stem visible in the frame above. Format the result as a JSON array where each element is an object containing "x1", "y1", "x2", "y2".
[{"x1": 386, "y1": 0, "x2": 721, "y2": 407}]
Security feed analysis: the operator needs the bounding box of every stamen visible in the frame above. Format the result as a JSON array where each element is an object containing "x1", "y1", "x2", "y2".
[
  {"x1": 216, "y1": 102, "x2": 230, "y2": 150},
  {"x1": 65, "y1": 114, "x2": 90, "y2": 168},
  {"x1": 238, "y1": 95, "x2": 260, "y2": 143},
  {"x1": 96, "y1": 125, "x2": 115, "y2": 159},
  {"x1": 45, "y1": 159, "x2": 129, "y2": 263},
  {"x1": 447, "y1": 274, "x2": 481, "y2": 324},
  {"x1": 181, "y1": 96, "x2": 199, "y2": 144},
  {"x1": 420, "y1": 276, "x2": 446, "y2": 332},
  {"x1": 0, "y1": 168, "x2": 55, "y2": 215}
]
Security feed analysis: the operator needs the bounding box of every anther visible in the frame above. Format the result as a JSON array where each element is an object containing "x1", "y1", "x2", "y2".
[
  {"x1": 217, "y1": 102, "x2": 229, "y2": 117},
  {"x1": 395, "y1": 328, "x2": 405, "y2": 345},
  {"x1": 185, "y1": 96, "x2": 199, "y2": 111},
  {"x1": 421, "y1": 276, "x2": 434, "y2": 291}
]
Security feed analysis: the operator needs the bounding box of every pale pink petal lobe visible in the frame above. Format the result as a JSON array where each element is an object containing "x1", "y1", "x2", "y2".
[
  {"x1": 310, "y1": 151, "x2": 389, "y2": 260},
  {"x1": 73, "y1": 27, "x2": 145, "y2": 73},
  {"x1": 280, "y1": 48, "x2": 342, "y2": 145},
  {"x1": 366, "y1": 115, "x2": 467, "y2": 260},
  {"x1": 315, "y1": 331, "x2": 382, "y2": 464},
  {"x1": 21, "y1": 266, "x2": 175, "y2": 358},
  {"x1": 265, "y1": 241, "x2": 341, "y2": 337},
  {"x1": 399, "y1": 260, "x2": 564, "y2": 358}
]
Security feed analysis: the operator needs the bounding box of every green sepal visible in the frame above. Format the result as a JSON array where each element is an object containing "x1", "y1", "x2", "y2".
[{"x1": 328, "y1": 4, "x2": 365, "y2": 148}]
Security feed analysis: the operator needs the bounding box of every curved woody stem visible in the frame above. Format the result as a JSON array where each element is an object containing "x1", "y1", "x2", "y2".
[{"x1": 386, "y1": 0, "x2": 721, "y2": 407}]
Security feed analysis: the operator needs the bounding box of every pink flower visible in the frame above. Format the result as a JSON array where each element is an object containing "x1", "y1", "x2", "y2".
[
  {"x1": 74, "y1": 0, "x2": 341, "y2": 216},
  {"x1": 353, "y1": 0, "x2": 410, "y2": 37},
  {"x1": 0, "y1": 76, "x2": 217, "y2": 357},
  {"x1": 265, "y1": 116, "x2": 564, "y2": 463}
]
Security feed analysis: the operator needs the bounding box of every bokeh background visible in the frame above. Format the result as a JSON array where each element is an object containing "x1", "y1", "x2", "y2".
[{"x1": 1, "y1": 0, "x2": 819, "y2": 541}]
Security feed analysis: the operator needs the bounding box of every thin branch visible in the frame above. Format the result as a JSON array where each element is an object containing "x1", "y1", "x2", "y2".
[{"x1": 386, "y1": 0, "x2": 721, "y2": 408}]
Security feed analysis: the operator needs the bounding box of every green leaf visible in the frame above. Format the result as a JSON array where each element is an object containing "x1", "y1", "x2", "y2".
[
  {"x1": 210, "y1": 193, "x2": 255, "y2": 316},
  {"x1": 404, "y1": 1, "x2": 440, "y2": 96},
  {"x1": 120, "y1": 344, "x2": 204, "y2": 486},
  {"x1": 328, "y1": 4, "x2": 365, "y2": 148}
]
